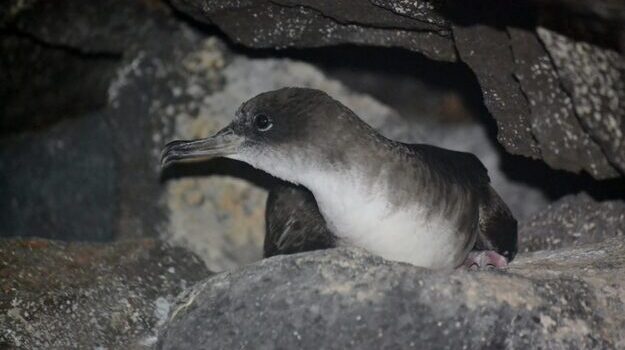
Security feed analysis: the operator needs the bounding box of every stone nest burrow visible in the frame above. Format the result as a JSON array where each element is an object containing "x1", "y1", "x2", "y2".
[{"x1": 1, "y1": 0, "x2": 625, "y2": 349}]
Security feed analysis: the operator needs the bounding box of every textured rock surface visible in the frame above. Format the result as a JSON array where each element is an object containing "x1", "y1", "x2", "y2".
[
  {"x1": 2, "y1": 0, "x2": 173, "y2": 53},
  {"x1": 537, "y1": 27, "x2": 625, "y2": 174},
  {"x1": 0, "y1": 0, "x2": 176, "y2": 134},
  {"x1": 452, "y1": 23, "x2": 540, "y2": 159},
  {"x1": 170, "y1": 0, "x2": 625, "y2": 179},
  {"x1": 158, "y1": 236, "x2": 625, "y2": 349},
  {"x1": 0, "y1": 239, "x2": 210, "y2": 349},
  {"x1": 520, "y1": 193, "x2": 625, "y2": 252},
  {"x1": 508, "y1": 28, "x2": 617, "y2": 178},
  {"x1": 171, "y1": 0, "x2": 455, "y2": 61}
]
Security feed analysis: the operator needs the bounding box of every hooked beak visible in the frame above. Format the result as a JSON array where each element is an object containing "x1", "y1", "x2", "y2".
[{"x1": 161, "y1": 127, "x2": 244, "y2": 168}]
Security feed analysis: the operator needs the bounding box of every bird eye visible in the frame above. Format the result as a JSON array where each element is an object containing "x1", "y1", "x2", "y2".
[{"x1": 253, "y1": 113, "x2": 272, "y2": 131}]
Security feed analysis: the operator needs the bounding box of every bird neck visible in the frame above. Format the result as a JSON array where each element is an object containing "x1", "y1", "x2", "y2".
[{"x1": 298, "y1": 136, "x2": 403, "y2": 209}]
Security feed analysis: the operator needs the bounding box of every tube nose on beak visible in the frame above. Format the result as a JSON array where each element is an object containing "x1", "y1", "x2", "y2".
[{"x1": 160, "y1": 127, "x2": 243, "y2": 168}]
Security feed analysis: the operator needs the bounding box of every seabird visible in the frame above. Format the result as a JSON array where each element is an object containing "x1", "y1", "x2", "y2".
[{"x1": 162, "y1": 87, "x2": 518, "y2": 269}]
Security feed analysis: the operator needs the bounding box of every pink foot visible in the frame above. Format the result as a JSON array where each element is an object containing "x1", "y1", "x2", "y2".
[{"x1": 463, "y1": 251, "x2": 508, "y2": 270}]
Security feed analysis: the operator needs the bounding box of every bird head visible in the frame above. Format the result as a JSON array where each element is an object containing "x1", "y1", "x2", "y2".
[{"x1": 161, "y1": 87, "x2": 375, "y2": 184}]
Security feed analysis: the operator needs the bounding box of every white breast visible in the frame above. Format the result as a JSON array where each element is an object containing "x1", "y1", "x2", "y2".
[{"x1": 306, "y1": 171, "x2": 470, "y2": 269}]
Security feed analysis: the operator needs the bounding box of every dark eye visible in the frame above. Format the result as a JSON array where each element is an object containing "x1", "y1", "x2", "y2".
[{"x1": 253, "y1": 113, "x2": 272, "y2": 131}]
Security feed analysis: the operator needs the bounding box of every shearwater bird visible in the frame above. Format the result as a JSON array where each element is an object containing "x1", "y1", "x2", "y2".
[{"x1": 161, "y1": 87, "x2": 518, "y2": 269}]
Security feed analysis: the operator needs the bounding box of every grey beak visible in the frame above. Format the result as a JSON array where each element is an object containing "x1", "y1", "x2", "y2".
[{"x1": 161, "y1": 127, "x2": 243, "y2": 168}]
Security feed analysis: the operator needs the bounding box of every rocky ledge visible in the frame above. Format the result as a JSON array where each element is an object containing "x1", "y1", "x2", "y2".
[
  {"x1": 158, "y1": 239, "x2": 625, "y2": 350},
  {"x1": 0, "y1": 239, "x2": 210, "y2": 349},
  {"x1": 157, "y1": 194, "x2": 625, "y2": 350}
]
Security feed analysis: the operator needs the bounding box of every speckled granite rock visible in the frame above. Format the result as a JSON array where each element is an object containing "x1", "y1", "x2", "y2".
[
  {"x1": 508, "y1": 28, "x2": 616, "y2": 178},
  {"x1": 0, "y1": 238, "x2": 210, "y2": 349},
  {"x1": 157, "y1": 237, "x2": 625, "y2": 349},
  {"x1": 520, "y1": 193, "x2": 625, "y2": 252},
  {"x1": 537, "y1": 27, "x2": 625, "y2": 175},
  {"x1": 169, "y1": 0, "x2": 455, "y2": 62}
]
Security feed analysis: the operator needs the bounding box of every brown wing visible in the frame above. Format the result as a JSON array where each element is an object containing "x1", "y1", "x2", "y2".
[
  {"x1": 410, "y1": 144, "x2": 518, "y2": 261},
  {"x1": 264, "y1": 182, "x2": 336, "y2": 258}
]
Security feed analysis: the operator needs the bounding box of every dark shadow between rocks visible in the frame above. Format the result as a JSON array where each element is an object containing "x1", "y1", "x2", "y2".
[
  {"x1": 160, "y1": 158, "x2": 280, "y2": 191},
  {"x1": 498, "y1": 151, "x2": 625, "y2": 201}
]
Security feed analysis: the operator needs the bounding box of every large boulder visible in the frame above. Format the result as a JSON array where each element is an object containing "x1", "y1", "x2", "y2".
[
  {"x1": 0, "y1": 238, "x2": 210, "y2": 349},
  {"x1": 158, "y1": 239, "x2": 625, "y2": 350}
]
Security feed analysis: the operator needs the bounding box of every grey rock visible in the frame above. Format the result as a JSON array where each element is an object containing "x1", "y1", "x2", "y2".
[
  {"x1": 0, "y1": 113, "x2": 116, "y2": 241},
  {"x1": 452, "y1": 24, "x2": 540, "y2": 158},
  {"x1": 0, "y1": 0, "x2": 179, "y2": 134},
  {"x1": 538, "y1": 27, "x2": 625, "y2": 175},
  {"x1": 2, "y1": 0, "x2": 175, "y2": 54},
  {"x1": 158, "y1": 236, "x2": 625, "y2": 349},
  {"x1": 0, "y1": 3, "x2": 222, "y2": 243},
  {"x1": 369, "y1": 0, "x2": 448, "y2": 26},
  {"x1": 508, "y1": 28, "x2": 617, "y2": 178},
  {"x1": 520, "y1": 193, "x2": 625, "y2": 252},
  {"x1": 169, "y1": 0, "x2": 456, "y2": 62},
  {"x1": 0, "y1": 238, "x2": 210, "y2": 349}
]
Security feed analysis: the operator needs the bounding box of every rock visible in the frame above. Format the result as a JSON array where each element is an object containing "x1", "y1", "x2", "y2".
[
  {"x1": 158, "y1": 237, "x2": 625, "y2": 349},
  {"x1": 0, "y1": 0, "x2": 178, "y2": 134},
  {"x1": 453, "y1": 21, "x2": 623, "y2": 178},
  {"x1": 2, "y1": 0, "x2": 174, "y2": 54},
  {"x1": 169, "y1": 0, "x2": 625, "y2": 179},
  {"x1": 0, "y1": 238, "x2": 210, "y2": 349},
  {"x1": 537, "y1": 27, "x2": 625, "y2": 175},
  {"x1": 452, "y1": 23, "x2": 540, "y2": 159},
  {"x1": 170, "y1": 0, "x2": 456, "y2": 62},
  {"x1": 508, "y1": 28, "x2": 617, "y2": 178},
  {"x1": 0, "y1": 113, "x2": 116, "y2": 241},
  {"x1": 520, "y1": 193, "x2": 625, "y2": 252}
]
